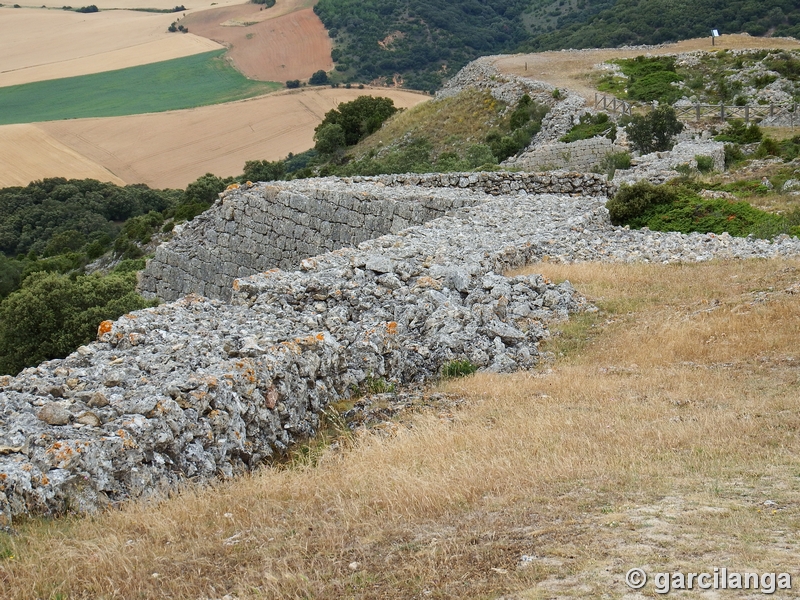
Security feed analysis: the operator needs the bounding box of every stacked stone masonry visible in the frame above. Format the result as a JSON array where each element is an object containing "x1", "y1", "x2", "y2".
[
  {"x1": 511, "y1": 138, "x2": 627, "y2": 173},
  {"x1": 4, "y1": 174, "x2": 800, "y2": 523},
  {"x1": 139, "y1": 172, "x2": 615, "y2": 302}
]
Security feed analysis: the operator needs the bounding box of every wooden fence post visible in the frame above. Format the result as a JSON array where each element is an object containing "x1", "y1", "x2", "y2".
[{"x1": 744, "y1": 105, "x2": 749, "y2": 124}]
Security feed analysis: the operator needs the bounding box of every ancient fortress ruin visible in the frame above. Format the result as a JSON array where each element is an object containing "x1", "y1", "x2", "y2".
[{"x1": 2, "y1": 59, "x2": 800, "y2": 524}]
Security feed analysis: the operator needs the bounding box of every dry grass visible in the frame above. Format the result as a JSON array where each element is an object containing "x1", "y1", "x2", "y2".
[
  {"x1": 2, "y1": 259, "x2": 800, "y2": 598},
  {"x1": 355, "y1": 88, "x2": 503, "y2": 159},
  {"x1": 494, "y1": 34, "x2": 800, "y2": 103}
]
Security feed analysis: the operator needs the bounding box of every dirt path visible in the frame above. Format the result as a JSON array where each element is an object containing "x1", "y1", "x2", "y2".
[{"x1": 494, "y1": 34, "x2": 800, "y2": 103}]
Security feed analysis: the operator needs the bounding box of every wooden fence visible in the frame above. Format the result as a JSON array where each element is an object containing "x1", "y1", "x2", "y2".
[{"x1": 594, "y1": 94, "x2": 795, "y2": 125}]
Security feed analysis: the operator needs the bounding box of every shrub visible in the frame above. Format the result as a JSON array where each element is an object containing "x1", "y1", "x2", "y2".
[
  {"x1": 754, "y1": 137, "x2": 781, "y2": 158},
  {"x1": 242, "y1": 159, "x2": 286, "y2": 182},
  {"x1": 724, "y1": 143, "x2": 744, "y2": 168},
  {"x1": 315, "y1": 96, "x2": 397, "y2": 146},
  {"x1": 714, "y1": 119, "x2": 762, "y2": 144},
  {"x1": 560, "y1": 112, "x2": 616, "y2": 143},
  {"x1": 624, "y1": 106, "x2": 683, "y2": 154},
  {"x1": 309, "y1": 70, "x2": 329, "y2": 85},
  {"x1": 441, "y1": 360, "x2": 478, "y2": 378},
  {"x1": 606, "y1": 180, "x2": 678, "y2": 226},
  {"x1": 285, "y1": 79, "x2": 301, "y2": 89},
  {"x1": 695, "y1": 155, "x2": 714, "y2": 173}
]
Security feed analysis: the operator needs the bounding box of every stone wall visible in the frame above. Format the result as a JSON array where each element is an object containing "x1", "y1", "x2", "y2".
[
  {"x1": 138, "y1": 172, "x2": 614, "y2": 302},
  {"x1": 508, "y1": 137, "x2": 627, "y2": 172},
  {"x1": 6, "y1": 176, "x2": 800, "y2": 522}
]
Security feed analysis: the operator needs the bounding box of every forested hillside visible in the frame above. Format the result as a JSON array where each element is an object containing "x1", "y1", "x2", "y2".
[
  {"x1": 314, "y1": 0, "x2": 800, "y2": 91},
  {"x1": 523, "y1": 0, "x2": 800, "y2": 51},
  {"x1": 314, "y1": 0, "x2": 531, "y2": 92}
]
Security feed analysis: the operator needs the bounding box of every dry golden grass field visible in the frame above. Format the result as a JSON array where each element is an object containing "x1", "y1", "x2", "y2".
[
  {"x1": 2, "y1": 259, "x2": 799, "y2": 598},
  {"x1": 18, "y1": 87, "x2": 429, "y2": 189},
  {"x1": 495, "y1": 34, "x2": 800, "y2": 102},
  {"x1": 0, "y1": 6, "x2": 226, "y2": 88},
  {"x1": 182, "y1": 0, "x2": 331, "y2": 82}
]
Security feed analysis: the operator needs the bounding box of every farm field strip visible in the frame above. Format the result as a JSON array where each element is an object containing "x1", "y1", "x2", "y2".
[
  {"x1": 183, "y1": 0, "x2": 330, "y2": 82},
  {"x1": 0, "y1": 50, "x2": 282, "y2": 125},
  {"x1": 0, "y1": 124, "x2": 124, "y2": 188},
  {"x1": 0, "y1": 6, "x2": 181, "y2": 76},
  {"x1": 22, "y1": 88, "x2": 430, "y2": 188},
  {"x1": 0, "y1": 35, "x2": 223, "y2": 88}
]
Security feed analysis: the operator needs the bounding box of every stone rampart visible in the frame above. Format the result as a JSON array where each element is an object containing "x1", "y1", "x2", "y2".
[
  {"x1": 5, "y1": 175, "x2": 800, "y2": 522},
  {"x1": 138, "y1": 172, "x2": 614, "y2": 302},
  {"x1": 509, "y1": 137, "x2": 626, "y2": 172}
]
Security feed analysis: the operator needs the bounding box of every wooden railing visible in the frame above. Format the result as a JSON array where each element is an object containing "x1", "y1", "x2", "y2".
[
  {"x1": 594, "y1": 94, "x2": 795, "y2": 125},
  {"x1": 594, "y1": 93, "x2": 633, "y2": 116}
]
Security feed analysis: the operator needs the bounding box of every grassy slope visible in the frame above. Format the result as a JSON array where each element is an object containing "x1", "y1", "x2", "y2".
[
  {"x1": 2, "y1": 259, "x2": 800, "y2": 597},
  {"x1": 349, "y1": 88, "x2": 507, "y2": 161},
  {"x1": 0, "y1": 50, "x2": 281, "y2": 125}
]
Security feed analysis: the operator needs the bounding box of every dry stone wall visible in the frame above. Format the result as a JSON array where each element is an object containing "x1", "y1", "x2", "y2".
[
  {"x1": 139, "y1": 172, "x2": 614, "y2": 302},
  {"x1": 5, "y1": 174, "x2": 800, "y2": 522},
  {"x1": 509, "y1": 138, "x2": 627, "y2": 172}
]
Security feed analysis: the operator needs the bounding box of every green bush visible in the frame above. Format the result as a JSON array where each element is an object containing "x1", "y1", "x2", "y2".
[
  {"x1": 441, "y1": 359, "x2": 478, "y2": 378},
  {"x1": 714, "y1": 119, "x2": 762, "y2": 144},
  {"x1": 309, "y1": 70, "x2": 329, "y2": 85},
  {"x1": 607, "y1": 180, "x2": 799, "y2": 239},
  {"x1": 623, "y1": 105, "x2": 683, "y2": 154},
  {"x1": 724, "y1": 143, "x2": 744, "y2": 168},
  {"x1": 315, "y1": 96, "x2": 397, "y2": 146},
  {"x1": 606, "y1": 180, "x2": 678, "y2": 226},
  {"x1": 754, "y1": 137, "x2": 781, "y2": 158},
  {"x1": 0, "y1": 270, "x2": 156, "y2": 375},
  {"x1": 560, "y1": 112, "x2": 616, "y2": 143},
  {"x1": 695, "y1": 155, "x2": 714, "y2": 173},
  {"x1": 242, "y1": 159, "x2": 286, "y2": 182}
]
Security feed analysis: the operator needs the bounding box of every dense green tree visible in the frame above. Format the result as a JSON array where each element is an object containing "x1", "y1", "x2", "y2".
[
  {"x1": 309, "y1": 70, "x2": 329, "y2": 85},
  {"x1": 315, "y1": 96, "x2": 398, "y2": 146},
  {"x1": 624, "y1": 106, "x2": 684, "y2": 154},
  {"x1": 313, "y1": 123, "x2": 347, "y2": 155},
  {"x1": 0, "y1": 270, "x2": 155, "y2": 375},
  {"x1": 243, "y1": 159, "x2": 286, "y2": 182}
]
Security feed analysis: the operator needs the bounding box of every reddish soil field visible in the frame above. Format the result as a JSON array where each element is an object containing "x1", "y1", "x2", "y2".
[{"x1": 183, "y1": 2, "x2": 332, "y2": 82}]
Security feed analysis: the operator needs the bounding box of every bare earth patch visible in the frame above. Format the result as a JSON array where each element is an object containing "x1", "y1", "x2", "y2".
[
  {"x1": 30, "y1": 88, "x2": 429, "y2": 188},
  {"x1": 2, "y1": 259, "x2": 799, "y2": 598},
  {"x1": 183, "y1": 0, "x2": 331, "y2": 82},
  {"x1": 494, "y1": 34, "x2": 800, "y2": 103},
  {"x1": 0, "y1": 124, "x2": 124, "y2": 187}
]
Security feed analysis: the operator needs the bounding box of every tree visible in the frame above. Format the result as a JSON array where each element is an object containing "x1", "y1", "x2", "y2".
[
  {"x1": 625, "y1": 106, "x2": 683, "y2": 154},
  {"x1": 242, "y1": 160, "x2": 286, "y2": 182},
  {"x1": 309, "y1": 70, "x2": 329, "y2": 85},
  {"x1": 313, "y1": 123, "x2": 347, "y2": 155},
  {"x1": 0, "y1": 271, "x2": 154, "y2": 375},
  {"x1": 286, "y1": 79, "x2": 301, "y2": 88},
  {"x1": 315, "y1": 96, "x2": 398, "y2": 146}
]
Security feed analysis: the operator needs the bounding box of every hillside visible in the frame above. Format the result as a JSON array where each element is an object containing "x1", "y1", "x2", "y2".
[{"x1": 315, "y1": 0, "x2": 800, "y2": 92}]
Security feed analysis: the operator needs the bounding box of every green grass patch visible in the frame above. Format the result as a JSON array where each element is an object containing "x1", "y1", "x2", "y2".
[
  {"x1": 0, "y1": 50, "x2": 280, "y2": 125},
  {"x1": 607, "y1": 180, "x2": 800, "y2": 239}
]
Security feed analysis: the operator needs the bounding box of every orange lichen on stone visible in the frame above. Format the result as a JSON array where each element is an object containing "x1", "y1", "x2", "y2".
[
  {"x1": 232, "y1": 279, "x2": 241, "y2": 291},
  {"x1": 226, "y1": 183, "x2": 240, "y2": 191},
  {"x1": 316, "y1": 333, "x2": 325, "y2": 341},
  {"x1": 97, "y1": 320, "x2": 113, "y2": 336},
  {"x1": 40, "y1": 476, "x2": 49, "y2": 486},
  {"x1": 0, "y1": 473, "x2": 7, "y2": 480},
  {"x1": 386, "y1": 321, "x2": 398, "y2": 335}
]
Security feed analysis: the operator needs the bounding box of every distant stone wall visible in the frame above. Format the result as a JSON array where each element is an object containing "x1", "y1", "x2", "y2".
[
  {"x1": 138, "y1": 172, "x2": 614, "y2": 302},
  {"x1": 509, "y1": 137, "x2": 627, "y2": 172}
]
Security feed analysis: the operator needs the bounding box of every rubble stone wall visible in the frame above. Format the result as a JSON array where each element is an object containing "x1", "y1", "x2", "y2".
[
  {"x1": 138, "y1": 172, "x2": 614, "y2": 302},
  {"x1": 510, "y1": 138, "x2": 627, "y2": 172}
]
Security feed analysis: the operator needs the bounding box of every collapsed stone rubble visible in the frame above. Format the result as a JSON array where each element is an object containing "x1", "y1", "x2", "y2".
[{"x1": 4, "y1": 176, "x2": 800, "y2": 523}]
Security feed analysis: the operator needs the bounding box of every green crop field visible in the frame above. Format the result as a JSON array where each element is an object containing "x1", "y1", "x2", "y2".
[{"x1": 0, "y1": 50, "x2": 282, "y2": 125}]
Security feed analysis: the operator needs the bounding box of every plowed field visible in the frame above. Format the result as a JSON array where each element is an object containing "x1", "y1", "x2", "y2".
[
  {"x1": 20, "y1": 88, "x2": 429, "y2": 188},
  {"x1": 0, "y1": 124, "x2": 124, "y2": 187},
  {"x1": 183, "y1": 0, "x2": 331, "y2": 82}
]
